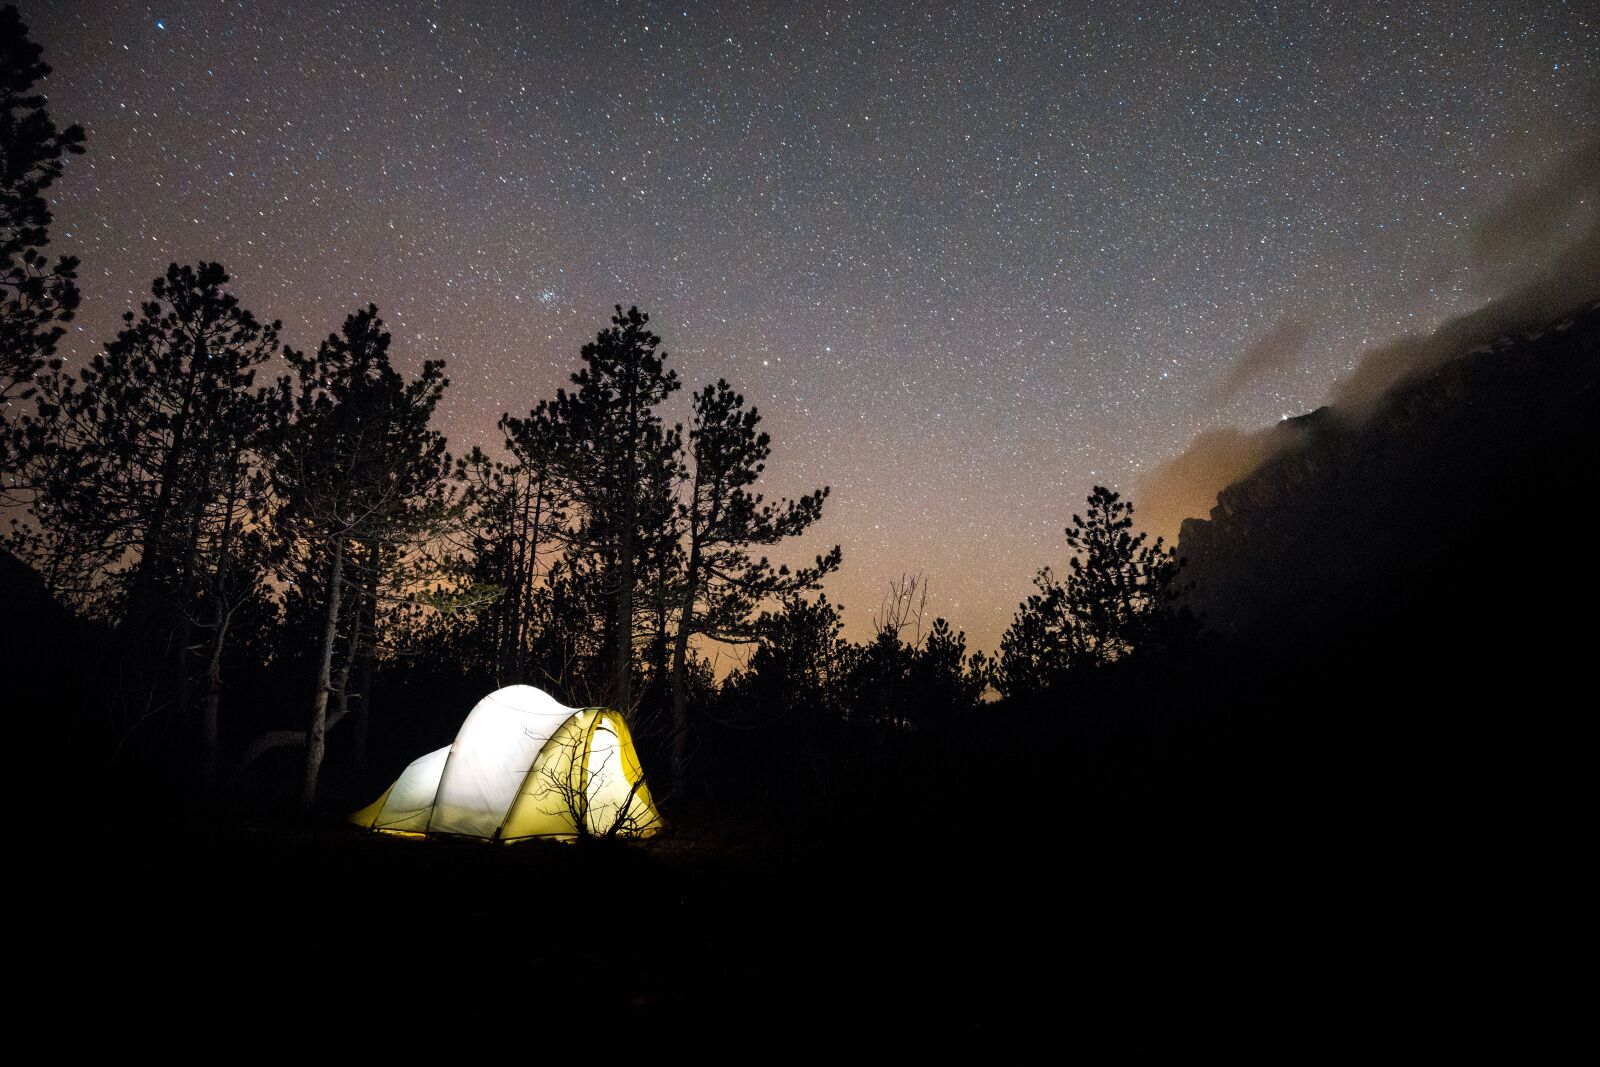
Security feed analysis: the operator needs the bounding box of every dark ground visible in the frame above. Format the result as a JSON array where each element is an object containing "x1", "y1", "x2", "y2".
[{"x1": 22, "y1": 645, "x2": 1589, "y2": 1062}]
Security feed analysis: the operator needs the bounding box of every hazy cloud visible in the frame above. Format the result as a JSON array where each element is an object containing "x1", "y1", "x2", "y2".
[
  {"x1": 1138, "y1": 425, "x2": 1280, "y2": 541},
  {"x1": 1471, "y1": 139, "x2": 1600, "y2": 272},
  {"x1": 1213, "y1": 315, "x2": 1314, "y2": 401},
  {"x1": 1333, "y1": 138, "x2": 1600, "y2": 413},
  {"x1": 1142, "y1": 137, "x2": 1600, "y2": 540}
]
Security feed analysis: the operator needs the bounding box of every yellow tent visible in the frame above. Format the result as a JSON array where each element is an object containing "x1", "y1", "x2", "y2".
[{"x1": 351, "y1": 685, "x2": 661, "y2": 841}]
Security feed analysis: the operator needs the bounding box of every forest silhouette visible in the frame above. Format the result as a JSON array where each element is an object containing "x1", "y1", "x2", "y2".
[{"x1": 4, "y1": 6, "x2": 1593, "y2": 1058}]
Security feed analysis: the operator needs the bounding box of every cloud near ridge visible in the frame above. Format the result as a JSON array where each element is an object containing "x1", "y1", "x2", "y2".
[
  {"x1": 1139, "y1": 137, "x2": 1600, "y2": 542},
  {"x1": 1212, "y1": 315, "x2": 1313, "y2": 402}
]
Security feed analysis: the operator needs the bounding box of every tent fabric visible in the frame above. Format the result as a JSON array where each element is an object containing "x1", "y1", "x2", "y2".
[
  {"x1": 349, "y1": 744, "x2": 450, "y2": 834},
  {"x1": 349, "y1": 685, "x2": 661, "y2": 841}
]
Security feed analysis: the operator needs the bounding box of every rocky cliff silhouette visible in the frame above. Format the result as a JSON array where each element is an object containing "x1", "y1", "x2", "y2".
[{"x1": 1178, "y1": 300, "x2": 1600, "y2": 648}]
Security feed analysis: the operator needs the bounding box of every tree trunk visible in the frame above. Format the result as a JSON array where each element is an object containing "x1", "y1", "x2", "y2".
[
  {"x1": 614, "y1": 508, "x2": 635, "y2": 718},
  {"x1": 648, "y1": 580, "x2": 669, "y2": 708},
  {"x1": 668, "y1": 542, "x2": 702, "y2": 791},
  {"x1": 510, "y1": 469, "x2": 546, "y2": 683},
  {"x1": 200, "y1": 580, "x2": 232, "y2": 791},
  {"x1": 351, "y1": 546, "x2": 378, "y2": 781},
  {"x1": 332, "y1": 565, "x2": 361, "y2": 739},
  {"x1": 613, "y1": 362, "x2": 642, "y2": 722},
  {"x1": 499, "y1": 476, "x2": 527, "y2": 685},
  {"x1": 123, "y1": 326, "x2": 209, "y2": 632},
  {"x1": 352, "y1": 616, "x2": 374, "y2": 780},
  {"x1": 201, "y1": 450, "x2": 241, "y2": 789},
  {"x1": 172, "y1": 609, "x2": 195, "y2": 732},
  {"x1": 302, "y1": 535, "x2": 346, "y2": 811},
  {"x1": 201, "y1": 622, "x2": 226, "y2": 789},
  {"x1": 170, "y1": 486, "x2": 208, "y2": 729}
]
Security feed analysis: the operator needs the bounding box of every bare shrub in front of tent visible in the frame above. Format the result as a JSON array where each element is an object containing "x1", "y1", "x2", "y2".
[{"x1": 535, "y1": 726, "x2": 653, "y2": 841}]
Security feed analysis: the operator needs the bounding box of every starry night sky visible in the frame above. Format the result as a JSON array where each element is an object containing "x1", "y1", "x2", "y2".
[{"x1": 21, "y1": 1, "x2": 1600, "y2": 652}]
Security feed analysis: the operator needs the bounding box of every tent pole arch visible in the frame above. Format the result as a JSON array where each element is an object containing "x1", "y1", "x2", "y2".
[{"x1": 421, "y1": 740, "x2": 466, "y2": 838}]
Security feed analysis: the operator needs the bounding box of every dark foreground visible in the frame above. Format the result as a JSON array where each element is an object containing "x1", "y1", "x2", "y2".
[{"x1": 26, "y1": 726, "x2": 1585, "y2": 1062}]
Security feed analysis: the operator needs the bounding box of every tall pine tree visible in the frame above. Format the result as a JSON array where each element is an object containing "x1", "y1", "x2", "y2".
[
  {"x1": 270, "y1": 305, "x2": 452, "y2": 808},
  {"x1": 669, "y1": 378, "x2": 838, "y2": 784},
  {"x1": 536, "y1": 306, "x2": 680, "y2": 722},
  {"x1": 10, "y1": 264, "x2": 282, "y2": 765},
  {"x1": 0, "y1": 3, "x2": 84, "y2": 418}
]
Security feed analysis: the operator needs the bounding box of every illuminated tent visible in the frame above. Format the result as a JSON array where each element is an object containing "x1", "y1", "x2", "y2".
[{"x1": 350, "y1": 685, "x2": 661, "y2": 841}]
